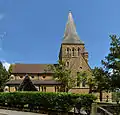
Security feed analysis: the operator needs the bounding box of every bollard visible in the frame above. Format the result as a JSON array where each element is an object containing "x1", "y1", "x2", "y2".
[{"x1": 90, "y1": 103, "x2": 97, "y2": 115}]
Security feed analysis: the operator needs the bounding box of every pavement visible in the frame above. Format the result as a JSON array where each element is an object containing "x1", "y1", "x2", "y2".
[{"x1": 0, "y1": 109, "x2": 47, "y2": 115}]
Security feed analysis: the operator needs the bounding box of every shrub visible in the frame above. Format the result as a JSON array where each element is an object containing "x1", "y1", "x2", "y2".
[{"x1": 0, "y1": 92, "x2": 96, "y2": 112}]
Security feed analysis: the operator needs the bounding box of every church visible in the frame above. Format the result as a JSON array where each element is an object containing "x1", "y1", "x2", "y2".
[{"x1": 5, "y1": 11, "x2": 91, "y2": 93}]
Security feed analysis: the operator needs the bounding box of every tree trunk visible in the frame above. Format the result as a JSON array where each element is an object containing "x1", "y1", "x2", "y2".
[
  {"x1": 60, "y1": 85, "x2": 66, "y2": 92},
  {"x1": 99, "y1": 90, "x2": 102, "y2": 102},
  {"x1": 66, "y1": 87, "x2": 69, "y2": 92},
  {"x1": 89, "y1": 85, "x2": 92, "y2": 93}
]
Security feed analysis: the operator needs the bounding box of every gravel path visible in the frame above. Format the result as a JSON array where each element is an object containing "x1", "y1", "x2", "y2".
[{"x1": 0, "y1": 109, "x2": 47, "y2": 115}]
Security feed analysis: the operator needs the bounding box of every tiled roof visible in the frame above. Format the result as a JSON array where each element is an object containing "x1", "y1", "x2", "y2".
[
  {"x1": 6, "y1": 80, "x2": 61, "y2": 85},
  {"x1": 62, "y1": 11, "x2": 84, "y2": 44},
  {"x1": 11, "y1": 64, "x2": 54, "y2": 74}
]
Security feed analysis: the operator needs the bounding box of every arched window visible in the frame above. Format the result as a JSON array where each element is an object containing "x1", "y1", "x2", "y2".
[
  {"x1": 10, "y1": 75, "x2": 15, "y2": 80},
  {"x1": 78, "y1": 47, "x2": 80, "y2": 56},
  {"x1": 72, "y1": 47, "x2": 75, "y2": 56},
  {"x1": 82, "y1": 80, "x2": 86, "y2": 87},
  {"x1": 55, "y1": 86, "x2": 59, "y2": 92},
  {"x1": 80, "y1": 67, "x2": 82, "y2": 69},
  {"x1": 31, "y1": 76, "x2": 34, "y2": 78},
  {"x1": 66, "y1": 47, "x2": 69, "y2": 55},
  {"x1": 42, "y1": 86, "x2": 46, "y2": 92},
  {"x1": 20, "y1": 76, "x2": 23, "y2": 79},
  {"x1": 66, "y1": 62, "x2": 69, "y2": 67},
  {"x1": 43, "y1": 76, "x2": 46, "y2": 79},
  {"x1": 4, "y1": 86, "x2": 9, "y2": 92},
  {"x1": 77, "y1": 72, "x2": 80, "y2": 87},
  {"x1": 69, "y1": 49, "x2": 71, "y2": 56}
]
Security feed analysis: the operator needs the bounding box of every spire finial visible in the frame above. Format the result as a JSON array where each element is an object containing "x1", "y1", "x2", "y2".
[{"x1": 69, "y1": 10, "x2": 72, "y2": 13}]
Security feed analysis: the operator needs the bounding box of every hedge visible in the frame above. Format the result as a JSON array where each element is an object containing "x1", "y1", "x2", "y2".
[
  {"x1": 112, "y1": 92, "x2": 120, "y2": 102},
  {"x1": 0, "y1": 92, "x2": 96, "y2": 112}
]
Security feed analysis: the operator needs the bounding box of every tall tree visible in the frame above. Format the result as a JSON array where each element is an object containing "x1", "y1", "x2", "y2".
[
  {"x1": 102, "y1": 35, "x2": 120, "y2": 90},
  {"x1": 48, "y1": 60, "x2": 76, "y2": 92},
  {"x1": 0, "y1": 61, "x2": 9, "y2": 91},
  {"x1": 77, "y1": 68, "x2": 110, "y2": 101},
  {"x1": 92, "y1": 67, "x2": 110, "y2": 101}
]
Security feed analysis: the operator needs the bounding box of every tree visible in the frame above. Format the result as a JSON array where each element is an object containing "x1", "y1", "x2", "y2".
[
  {"x1": 92, "y1": 67, "x2": 110, "y2": 101},
  {"x1": 48, "y1": 60, "x2": 76, "y2": 92},
  {"x1": 0, "y1": 61, "x2": 9, "y2": 91},
  {"x1": 8, "y1": 64, "x2": 13, "y2": 75},
  {"x1": 77, "y1": 68, "x2": 110, "y2": 101},
  {"x1": 102, "y1": 35, "x2": 120, "y2": 90},
  {"x1": 77, "y1": 71, "x2": 95, "y2": 93}
]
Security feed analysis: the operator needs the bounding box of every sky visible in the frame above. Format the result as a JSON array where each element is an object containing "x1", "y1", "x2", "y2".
[{"x1": 0, "y1": 0, "x2": 120, "y2": 69}]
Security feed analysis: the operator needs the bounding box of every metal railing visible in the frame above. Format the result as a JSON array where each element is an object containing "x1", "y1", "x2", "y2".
[{"x1": 97, "y1": 106, "x2": 113, "y2": 115}]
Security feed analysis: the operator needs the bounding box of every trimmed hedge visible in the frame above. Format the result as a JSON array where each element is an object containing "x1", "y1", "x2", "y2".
[{"x1": 0, "y1": 92, "x2": 96, "y2": 112}]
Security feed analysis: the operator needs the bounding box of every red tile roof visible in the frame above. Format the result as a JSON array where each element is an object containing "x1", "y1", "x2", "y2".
[{"x1": 11, "y1": 64, "x2": 54, "y2": 74}]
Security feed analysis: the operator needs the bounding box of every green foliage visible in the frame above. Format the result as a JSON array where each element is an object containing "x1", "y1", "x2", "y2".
[
  {"x1": 77, "y1": 71, "x2": 95, "y2": 93},
  {"x1": 48, "y1": 60, "x2": 76, "y2": 92},
  {"x1": 92, "y1": 67, "x2": 110, "y2": 101},
  {"x1": 102, "y1": 35, "x2": 120, "y2": 89},
  {"x1": 77, "y1": 68, "x2": 110, "y2": 101},
  {"x1": 0, "y1": 92, "x2": 96, "y2": 112},
  {"x1": 112, "y1": 92, "x2": 120, "y2": 103},
  {"x1": 92, "y1": 67, "x2": 110, "y2": 91},
  {"x1": 8, "y1": 64, "x2": 12, "y2": 75},
  {"x1": 0, "y1": 62, "x2": 9, "y2": 91}
]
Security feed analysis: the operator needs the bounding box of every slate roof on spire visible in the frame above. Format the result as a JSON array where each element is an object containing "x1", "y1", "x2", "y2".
[{"x1": 62, "y1": 11, "x2": 84, "y2": 44}]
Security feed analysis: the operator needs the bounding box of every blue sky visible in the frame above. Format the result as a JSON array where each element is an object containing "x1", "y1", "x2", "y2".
[{"x1": 0, "y1": 0, "x2": 120, "y2": 69}]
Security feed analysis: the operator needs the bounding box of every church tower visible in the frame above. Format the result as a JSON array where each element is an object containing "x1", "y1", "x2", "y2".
[{"x1": 59, "y1": 11, "x2": 91, "y2": 78}]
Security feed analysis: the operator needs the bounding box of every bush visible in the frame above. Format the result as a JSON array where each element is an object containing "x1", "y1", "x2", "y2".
[
  {"x1": 0, "y1": 92, "x2": 96, "y2": 112},
  {"x1": 112, "y1": 92, "x2": 120, "y2": 102}
]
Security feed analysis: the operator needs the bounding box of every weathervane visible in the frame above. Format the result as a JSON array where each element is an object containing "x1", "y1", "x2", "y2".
[{"x1": 0, "y1": 32, "x2": 6, "y2": 50}]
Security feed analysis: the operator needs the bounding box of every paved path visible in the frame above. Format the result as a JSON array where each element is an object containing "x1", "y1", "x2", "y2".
[{"x1": 0, "y1": 109, "x2": 47, "y2": 115}]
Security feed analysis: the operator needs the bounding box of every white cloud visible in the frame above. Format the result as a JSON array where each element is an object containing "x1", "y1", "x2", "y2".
[
  {"x1": 2, "y1": 61, "x2": 10, "y2": 71},
  {"x1": 0, "y1": 14, "x2": 4, "y2": 20}
]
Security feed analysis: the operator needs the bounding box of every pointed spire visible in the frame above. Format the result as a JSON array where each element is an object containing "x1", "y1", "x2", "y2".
[{"x1": 62, "y1": 11, "x2": 84, "y2": 44}]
